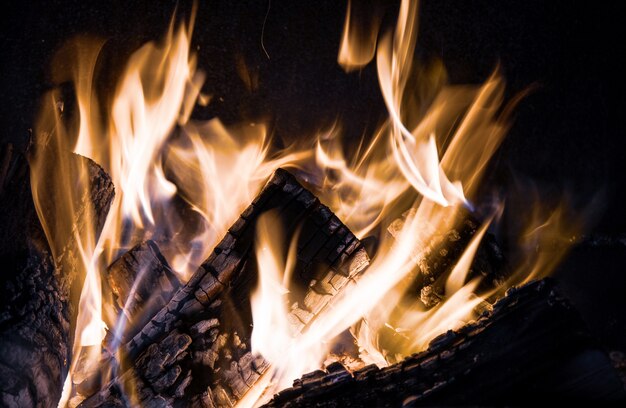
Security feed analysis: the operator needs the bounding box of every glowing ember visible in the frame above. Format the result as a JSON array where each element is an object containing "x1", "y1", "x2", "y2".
[{"x1": 28, "y1": 1, "x2": 583, "y2": 406}]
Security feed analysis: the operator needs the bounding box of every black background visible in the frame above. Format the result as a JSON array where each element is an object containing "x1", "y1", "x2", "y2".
[{"x1": 1, "y1": 1, "x2": 625, "y2": 348}]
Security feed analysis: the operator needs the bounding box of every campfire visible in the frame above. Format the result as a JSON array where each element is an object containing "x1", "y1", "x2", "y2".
[{"x1": 0, "y1": 1, "x2": 624, "y2": 407}]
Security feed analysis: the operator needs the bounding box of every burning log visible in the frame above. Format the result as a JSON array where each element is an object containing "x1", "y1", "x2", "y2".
[
  {"x1": 264, "y1": 279, "x2": 626, "y2": 407},
  {"x1": 353, "y1": 207, "x2": 508, "y2": 364},
  {"x1": 387, "y1": 208, "x2": 506, "y2": 308},
  {"x1": 106, "y1": 240, "x2": 182, "y2": 343},
  {"x1": 0, "y1": 144, "x2": 115, "y2": 406},
  {"x1": 80, "y1": 168, "x2": 369, "y2": 407}
]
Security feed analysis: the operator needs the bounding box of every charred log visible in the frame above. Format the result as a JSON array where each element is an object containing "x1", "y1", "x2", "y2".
[
  {"x1": 361, "y1": 207, "x2": 507, "y2": 362},
  {"x1": 265, "y1": 279, "x2": 626, "y2": 407},
  {"x1": 106, "y1": 240, "x2": 181, "y2": 343},
  {"x1": 0, "y1": 144, "x2": 115, "y2": 407},
  {"x1": 387, "y1": 208, "x2": 507, "y2": 308},
  {"x1": 80, "y1": 168, "x2": 369, "y2": 407}
]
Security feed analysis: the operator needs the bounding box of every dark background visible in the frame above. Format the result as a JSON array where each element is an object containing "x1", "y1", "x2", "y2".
[{"x1": 1, "y1": 1, "x2": 624, "y2": 348}]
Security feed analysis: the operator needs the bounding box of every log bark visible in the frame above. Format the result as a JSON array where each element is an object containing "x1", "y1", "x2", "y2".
[
  {"x1": 264, "y1": 279, "x2": 626, "y2": 407},
  {"x1": 0, "y1": 144, "x2": 115, "y2": 407},
  {"x1": 80, "y1": 168, "x2": 369, "y2": 407}
]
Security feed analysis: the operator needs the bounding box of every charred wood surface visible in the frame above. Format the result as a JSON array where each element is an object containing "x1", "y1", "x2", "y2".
[
  {"x1": 106, "y1": 240, "x2": 181, "y2": 344},
  {"x1": 81, "y1": 168, "x2": 369, "y2": 407},
  {"x1": 0, "y1": 144, "x2": 115, "y2": 407},
  {"x1": 264, "y1": 279, "x2": 626, "y2": 407},
  {"x1": 365, "y1": 208, "x2": 508, "y2": 362},
  {"x1": 387, "y1": 208, "x2": 506, "y2": 308}
]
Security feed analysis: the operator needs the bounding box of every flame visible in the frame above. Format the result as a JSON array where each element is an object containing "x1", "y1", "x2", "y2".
[
  {"x1": 246, "y1": 211, "x2": 325, "y2": 394},
  {"x1": 29, "y1": 0, "x2": 587, "y2": 406},
  {"x1": 251, "y1": 211, "x2": 295, "y2": 360},
  {"x1": 337, "y1": 0, "x2": 383, "y2": 71},
  {"x1": 378, "y1": 1, "x2": 466, "y2": 207},
  {"x1": 507, "y1": 195, "x2": 584, "y2": 287}
]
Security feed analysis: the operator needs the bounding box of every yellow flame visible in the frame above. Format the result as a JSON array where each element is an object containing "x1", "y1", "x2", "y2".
[
  {"x1": 248, "y1": 212, "x2": 323, "y2": 392},
  {"x1": 251, "y1": 211, "x2": 294, "y2": 362},
  {"x1": 509, "y1": 199, "x2": 581, "y2": 286},
  {"x1": 446, "y1": 219, "x2": 492, "y2": 295},
  {"x1": 337, "y1": 0, "x2": 382, "y2": 71},
  {"x1": 165, "y1": 120, "x2": 312, "y2": 278}
]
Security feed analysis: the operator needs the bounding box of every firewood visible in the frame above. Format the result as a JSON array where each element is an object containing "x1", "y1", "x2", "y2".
[
  {"x1": 0, "y1": 144, "x2": 115, "y2": 407},
  {"x1": 387, "y1": 208, "x2": 506, "y2": 308},
  {"x1": 357, "y1": 208, "x2": 508, "y2": 362},
  {"x1": 75, "y1": 240, "x2": 182, "y2": 405},
  {"x1": 79, "y1": 168, "x2": 369, "y2": 407},
  {"x1": 106, "y1": 240, "x2": 181, "y2": 343},
  {"x1": 264, "y1": 279, "x2": 626, "y2": 407}
]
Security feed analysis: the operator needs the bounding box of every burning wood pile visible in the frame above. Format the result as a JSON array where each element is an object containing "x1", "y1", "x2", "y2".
[
  {"x1": 0, "y1": 1, "x2": 624, "y2": 407},
  {"x1": 2, "y1": 147, "x2": 624, "y2": 406}
]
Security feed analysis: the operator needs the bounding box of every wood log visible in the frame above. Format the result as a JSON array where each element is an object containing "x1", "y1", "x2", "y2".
[
  {"x1": 80, "y1": 168, "x2": 369, "y2": 407},
  {"x1": 70, "y1": 241, "x2": 183, "y2": 398},
  {"x1": 387, "y1": 207, "x2": 507, "y2": 308},
  {"x1": 106, "y1": 240, "x2": 182, "y2": 343},
  {"x1": 264, "y1": 279, "x2": 626, "y2": 407},
  {"x1": 356, "y1": 207, "x2": 507, "y2": 363},
  {"x1": 0, "y1": 143, "x2": 115, "y2": 407}
]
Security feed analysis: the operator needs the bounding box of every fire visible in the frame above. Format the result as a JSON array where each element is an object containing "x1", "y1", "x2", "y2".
[
  {"x1": 337, "y1": 0, "x2": 382, "y2": 71},
  {"x1": 28, "y1": 1, "x2": 584, "y2": 407}
]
